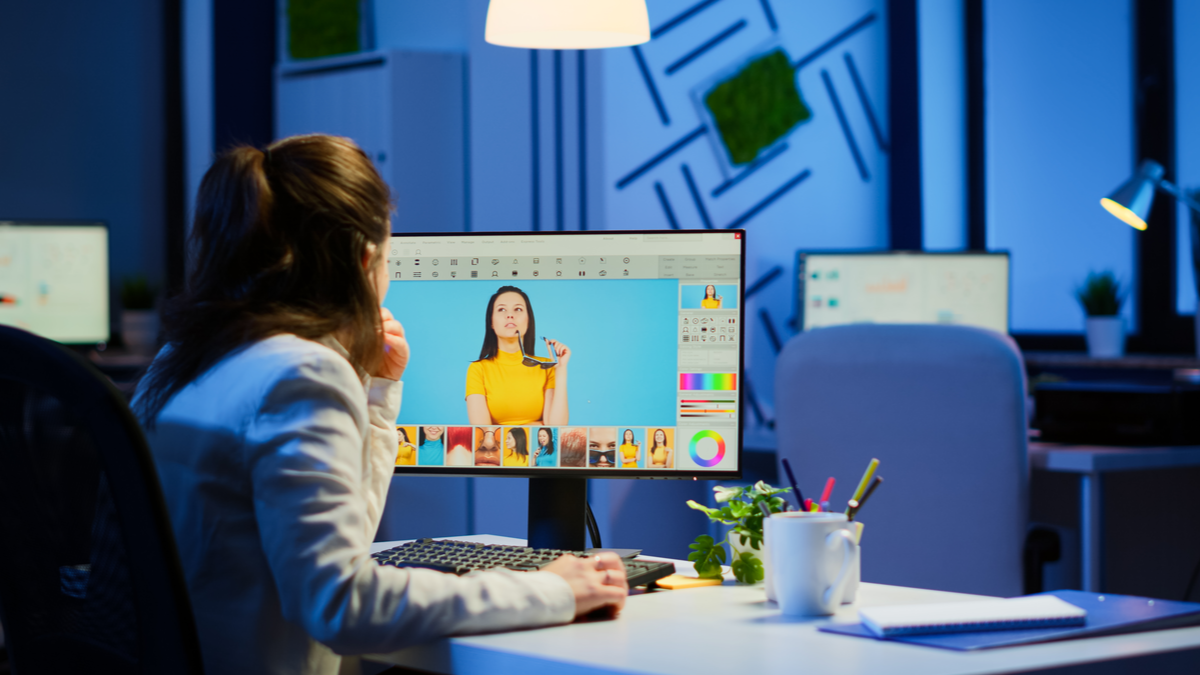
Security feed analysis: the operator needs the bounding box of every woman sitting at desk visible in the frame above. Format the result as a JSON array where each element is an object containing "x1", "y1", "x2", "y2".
[
  {"x1": 132, "y1": 134, "x2": 626, "y2": 675},
  {"x1": 465, "y1": 286, "x2": 570, "y2": 426}
]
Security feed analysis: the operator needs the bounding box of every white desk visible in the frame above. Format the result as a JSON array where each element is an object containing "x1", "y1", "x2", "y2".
[
  {"x1": 365, "y1": 539, "x2": 1200, "y2": 675},
  {"x1": 1029, "y1": 443, "x2": 1200, "y2": 592}
]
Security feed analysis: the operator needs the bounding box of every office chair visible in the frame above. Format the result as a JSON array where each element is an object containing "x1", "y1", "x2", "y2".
[
  {"x1": 0, "y1": 326, "x2": 202, "y2": 675},
  {"x1": 775, "y1": 324, "x2": 1029, "y2": 597}
]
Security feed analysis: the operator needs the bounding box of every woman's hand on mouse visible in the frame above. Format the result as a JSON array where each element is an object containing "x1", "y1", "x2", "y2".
[
  {"x1": 376, "y1": 307, "x2": 409, "y2": 380},
  {"x1": 542, "y1": 551, "x2": 627, "y2": 619}
]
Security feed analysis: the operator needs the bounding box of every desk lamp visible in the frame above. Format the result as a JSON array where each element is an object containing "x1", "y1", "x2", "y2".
[
  {"x1": 485, "y1": 0, "x2": 650, "y2": 49},
  {"x1": 1100, "y1": 159, "x2": 1200, "y2": 354}
]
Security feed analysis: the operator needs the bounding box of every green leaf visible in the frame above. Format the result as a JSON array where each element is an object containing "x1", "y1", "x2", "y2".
[
  {"x1": 689, "y1": 534, "x2": 727, "y2": 579},
  {"x1": 728, "y1": 501, "x2": 753, "y2": 519},
  {"x1": 731, "y1": 551, "x2": 765, "y2": 584},
  {"x1": 713, "y1": 485, "x2": 742, "y2": 503},
  {"x1": 1076, "y1": 271, "x2": 1123, "y2": 316}
]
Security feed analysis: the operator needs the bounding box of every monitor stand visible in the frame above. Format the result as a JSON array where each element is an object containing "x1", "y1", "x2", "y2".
[{"x1": 527, "y1": 477, "x2": 587, "y2": 550}]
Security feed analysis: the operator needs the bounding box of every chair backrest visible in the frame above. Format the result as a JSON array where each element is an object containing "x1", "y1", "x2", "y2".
[
  {"x1": 0, "y1": 326, "x2": 202, "y2": 675},
  {"x1": 774, "y1": 324, "x2": 1028, "y2": 597}
]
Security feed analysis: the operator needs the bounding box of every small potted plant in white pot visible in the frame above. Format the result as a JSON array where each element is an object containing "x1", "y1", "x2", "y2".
[
  {"x1": 1076, "y1": 271, "x2": 1125, "y2": 358},
  {"x1": 121, "y1": 275, "x2": 160, "y2": 355},
  {"x1": 686, "y1": 481, "x2": 792, "y2": 584}
]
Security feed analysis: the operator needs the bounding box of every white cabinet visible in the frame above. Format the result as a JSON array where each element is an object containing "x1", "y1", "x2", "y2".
[{"x1": 275, "y1": 50, "x2": 466, "y2": 232}]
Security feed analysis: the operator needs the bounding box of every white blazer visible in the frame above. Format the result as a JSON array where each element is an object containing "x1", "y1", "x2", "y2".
[{"x1": 137, "y1": 334, "x2": 573, "y2": 675}]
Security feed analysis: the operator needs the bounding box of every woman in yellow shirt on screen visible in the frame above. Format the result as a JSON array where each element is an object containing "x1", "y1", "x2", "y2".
[
  {"x1": 648, "y1": 429, "x2": 674, "y2": 468},
  {"x1": 465, "y1": 286, "x2": 571, "y2": 425},
  {"x1": 395, "y1": 427, "x2": 417, "y2": 465},
  {"x1": 701, "y1": 285, "x2": 723, "y2": 309},
  {"x1": 619, "y1": 429, "x2": 641, "y2": 468},
  {"x1": 504, "y1": 427, "x2": 530, "y2": 466}
]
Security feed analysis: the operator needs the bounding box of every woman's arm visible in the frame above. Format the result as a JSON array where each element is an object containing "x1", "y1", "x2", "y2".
[
  {"x1": 542, "y1": 339, "x2": 571, "y2": 425},
  {"x1": 363, "y1": 377, "x2": 403, "y2": 530},
  {"x1": 665, "y1": 447, "x2": 674, "y2": 468},
  {"x1": 248, "y1": 355, "x2": 575, "y2": 654},
  {"x1": 466, "y1": 394, "x2": 493, "y2": 425}
]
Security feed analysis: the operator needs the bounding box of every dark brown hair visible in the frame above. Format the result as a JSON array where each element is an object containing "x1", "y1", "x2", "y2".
[
  {"x1": 135, "y1": 134, "x2": 392, "y2": 426},
  {"x1": 476, "y1": 286, "x2": 536, "y2": 360}
]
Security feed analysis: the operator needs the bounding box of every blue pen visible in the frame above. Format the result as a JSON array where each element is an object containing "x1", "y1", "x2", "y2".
[{"x1": 780, "y1": 458, "x2": 806, "y2": 510}]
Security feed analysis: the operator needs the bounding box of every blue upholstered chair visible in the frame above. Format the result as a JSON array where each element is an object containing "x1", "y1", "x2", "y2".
[{"x1": 774, "y1": 324, "x2": 1028, "y2": 597}]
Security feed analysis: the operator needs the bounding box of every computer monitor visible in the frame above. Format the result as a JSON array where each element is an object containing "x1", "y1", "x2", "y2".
[
  {"x1": 796, "y1": 251, "x2": 1010, "y2": 334},
  {"x1": 384, "y1": 230, "x2": 745, "y2": 548},
  {"x1": 0, "y1": 221, "x2": 109, "y2": 344}
]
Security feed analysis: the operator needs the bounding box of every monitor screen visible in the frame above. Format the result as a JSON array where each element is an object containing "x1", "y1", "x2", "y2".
[
  {"x1": 383, "y1": 230, "x2": 744, "y2": 479},
  {"x1": 0, "y1": 221, "x2": 109, "y2": 344},
  {"x1": 796, "y1": 251, "x2": 1010, "y2": 334}
]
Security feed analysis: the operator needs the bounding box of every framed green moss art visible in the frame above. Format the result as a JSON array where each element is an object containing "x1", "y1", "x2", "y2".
[
  {"x1": 288, "y1": 0, "x2": 361, "y2": 60},
  {"x1": 696, "y1": 47, "x2": 812, "y2": 171}
]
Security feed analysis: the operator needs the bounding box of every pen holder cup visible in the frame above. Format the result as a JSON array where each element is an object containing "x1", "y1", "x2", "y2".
[{"x1": 765, "y1": 512, "x2": 860, "y2": 615}]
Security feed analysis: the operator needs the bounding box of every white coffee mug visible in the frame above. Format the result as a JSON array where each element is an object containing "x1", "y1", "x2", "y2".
[
  {"x1": 764, "y1": 513, "x2": 861, "y2": 605},
  {"x1": 767, "y1": 512, "x2": 858, "y2": 617}
]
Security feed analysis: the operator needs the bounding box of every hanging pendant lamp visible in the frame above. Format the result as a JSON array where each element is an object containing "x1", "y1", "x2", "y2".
[{"x1": 485, "y1": 0, "x2": 651, "y2": 49}]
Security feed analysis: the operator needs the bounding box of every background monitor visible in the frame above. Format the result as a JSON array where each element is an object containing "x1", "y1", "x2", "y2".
[
  {"x1": 384, "y1": 230, "x2": 745, "y2": 548},
  {"x1": 796, "y1": 251, "x2": 1010, "y2": 334},
  {"x1": 0, "y1": 221, "x2": 109, "y2": 344}
]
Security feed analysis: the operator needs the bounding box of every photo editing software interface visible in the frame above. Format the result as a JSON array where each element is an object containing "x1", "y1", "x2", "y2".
[
  {"x1": 383, "y1": 231, "x2": 744, "y2": 477},
  {"x1": 0, "y1": 222, "x2": 109, "y2": 344},
  {"x1": 798, "y1": 252, "x2": 1010, "y2": 334}
]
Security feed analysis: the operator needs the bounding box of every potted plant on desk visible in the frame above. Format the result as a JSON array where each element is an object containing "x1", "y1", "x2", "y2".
[
  {"x1": 120, "y1": 275, "x2": 160, "y2": 355},
  {"x1": 686, "y1": 481, "x2": 791, "y2": 584},
  {"x1": 1076, "y1": 271, "x2": 1125, "y2": 358}
]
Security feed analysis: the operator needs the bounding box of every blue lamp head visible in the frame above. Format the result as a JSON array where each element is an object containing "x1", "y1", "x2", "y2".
[{"x1": 1100, "y1": 159, "x2": 1165, "y2": 230}]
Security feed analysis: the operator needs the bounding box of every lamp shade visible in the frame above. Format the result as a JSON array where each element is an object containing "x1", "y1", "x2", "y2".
[
  {"x1": 485, "y1": 0, "x2": 650, "y2": 49},
  {"x1": 1100, "y1": 159, "x2": 1165, "y2": 231}
]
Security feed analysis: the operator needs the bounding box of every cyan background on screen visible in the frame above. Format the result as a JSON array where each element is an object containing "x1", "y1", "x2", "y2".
[
  {"x1": 680, "y1": 284, "x2": 739, "y2": 309},
  {"x1": 384, "y1": 279, "x2": 678, "y2": 426}
]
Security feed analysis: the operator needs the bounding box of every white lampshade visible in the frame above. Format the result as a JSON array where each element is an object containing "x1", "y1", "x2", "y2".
[{"x1": 485, "y1": 0, "x2": 650, "y2": 49}]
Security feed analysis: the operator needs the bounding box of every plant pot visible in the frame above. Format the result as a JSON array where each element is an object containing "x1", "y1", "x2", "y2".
[
  {"x1": 1085, "y1": 316, "x2": 1125, "y2": 358},
  {"x1": 122, "y1": 309, "x2": 160, "y2": 355},
  {"x1": 729, "y1": 533, "x2": 767, "y2": 586}
]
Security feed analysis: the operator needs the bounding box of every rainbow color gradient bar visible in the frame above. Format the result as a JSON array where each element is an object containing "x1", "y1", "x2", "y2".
[{"x1": 679, "y1": 373, "x2": 738, "y2": 391}]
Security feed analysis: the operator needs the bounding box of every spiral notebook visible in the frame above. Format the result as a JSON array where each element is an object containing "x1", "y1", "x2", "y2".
[
  {"x1": 820, "y1": 590, "x2": 1200, "y2": 651},
  {"x1": 859, "y1": 595, "x2": 1086, "y2": 637}
]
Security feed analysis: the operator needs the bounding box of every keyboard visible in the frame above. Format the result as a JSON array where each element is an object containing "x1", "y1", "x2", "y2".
[{"x1": 371, "y1": 538, "x2": 677, "y2": 589}]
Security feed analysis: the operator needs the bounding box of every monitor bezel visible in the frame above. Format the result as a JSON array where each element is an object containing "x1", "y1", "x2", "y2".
[
  {"x1": 0, "y1": 219, "x2": 111, "y2": 345},
  {"x1": 794, "y1": 249, "x2": 1011, "y2": 335},
  {"x1": 386, "y1": 229, "x2": 745, "y2": 481}
]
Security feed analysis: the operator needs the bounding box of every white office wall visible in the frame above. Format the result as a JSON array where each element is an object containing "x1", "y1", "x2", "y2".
[
  {"x1": 1176, "y1": 0, "x2": 1199, "y2": 316},
  {"x1": 918, "y1": 0, "x2": 966, "y2": 252},
  {"x1": 603, "y1": 0, "x2": 890, "y2": 437},
  {"x1": 985, "y1": 0, "x2": 1135, "y2": 333},
  {"x1": 465, "y1": 0, "x2": 604, "y2": 233}
]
